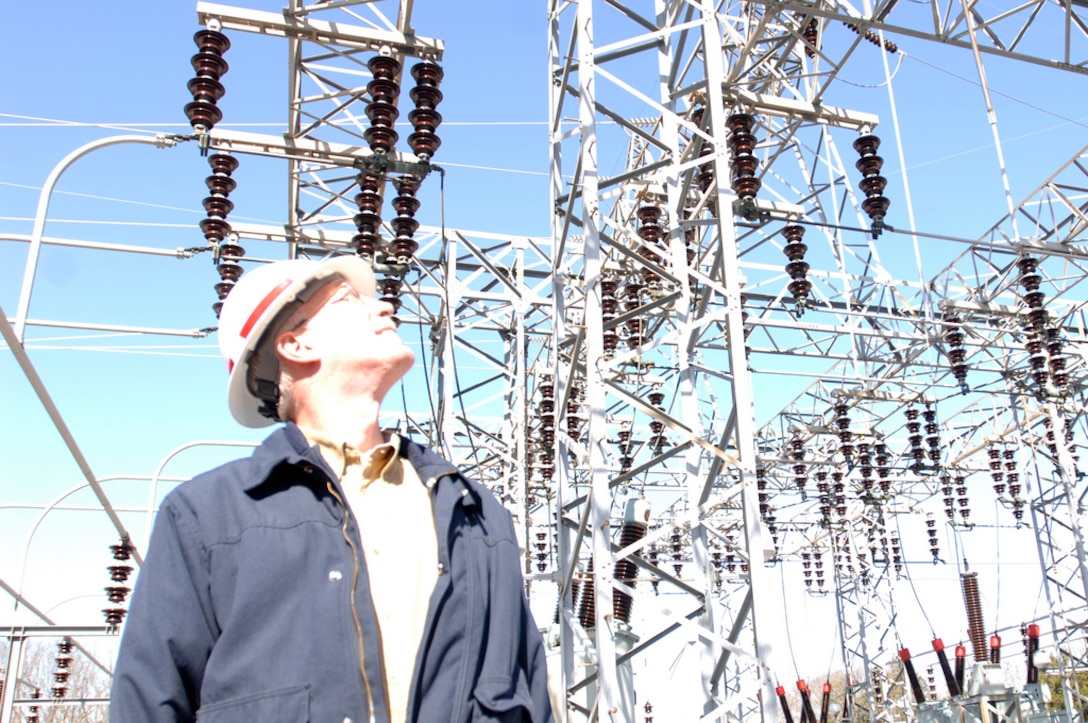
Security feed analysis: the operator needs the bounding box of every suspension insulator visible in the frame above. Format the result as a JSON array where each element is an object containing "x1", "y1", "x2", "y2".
[
  {"x1": 184, "y1": 29, "x2": 230, "y2": 137},
  {"x1": 799, "y1": 15, "x2": 820, "y2": 57},
  {"x1": 782, "y1": 224, "x2": 811, "y2": 311},
  {"x1": 365, "y1": 55, "x2": 402, "y2": 154},
  {"x1": 408, "y1": 60, "x2": 444, "y2": 161},
  {"x1": 842, "y1": 21, "x2": 899, "y2": 53},
  {"x1": 727, "y1": 113, "x2": 761, "y2": 216},
  {"x1": 853, "y1": 134, "x2": 890, "y2": 237}
]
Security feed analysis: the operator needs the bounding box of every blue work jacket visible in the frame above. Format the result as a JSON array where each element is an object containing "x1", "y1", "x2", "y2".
[{"x1": 110, "y1": 424, "x2": 553, "y2": 722}]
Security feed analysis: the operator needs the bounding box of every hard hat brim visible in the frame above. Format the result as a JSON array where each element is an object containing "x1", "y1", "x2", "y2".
[{"x1": 226, "y1": 256, "x2": 377, "y2": 428}]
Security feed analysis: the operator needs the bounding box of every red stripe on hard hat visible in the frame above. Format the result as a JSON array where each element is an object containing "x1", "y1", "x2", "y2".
[{"x1": 240, "y1": 278, "x2": 294, "y2": 340}]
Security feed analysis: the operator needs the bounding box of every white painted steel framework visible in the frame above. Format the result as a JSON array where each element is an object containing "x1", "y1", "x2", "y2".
[{"x1": 4, "y1": 1, "x2": 1088, "y2": 722}]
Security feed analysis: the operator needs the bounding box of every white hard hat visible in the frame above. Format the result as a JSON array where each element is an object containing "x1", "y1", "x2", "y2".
[{"x1": 217, "y1": 255, "x2": 377, "y2": 427}]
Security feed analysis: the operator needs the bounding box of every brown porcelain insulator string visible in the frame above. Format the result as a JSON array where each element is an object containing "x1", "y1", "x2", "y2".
[
  {"x1": 636, "y1": 205, "x2": 665, "y2": 289},
  {"x1": 203, "y1": 153, "x2": 242, "y2": 317},
  {"x1": 875, "y1": 441, "x2": 891, "y2": 496},
  {"x1": 904, "y1": 406, "x2": 925, "y2": 473},
  {"x1": 799, "y1": 14, "x2": 819, "y2": 57},
  {"x1": 843, "y1": 22, "x2": 899, "y2": 53},
  {"x1": 834, "y1": 402, "x2": 853, "y2": 463},
  {"x1": 727, "y1": 113, "x2": 761, "y2": 217},
  {"x1": 854, "y1": 134, "x2": 890, "y2": 237},
  {"x1": 408, "y1": 60, "x2": 444, "y2": 161},
  {"x1": 536, "y1": 376, "x2": 556, "y2": 485},
  {"x1": 647, "y1": 389, "x2": 667, "y2": 453},
  {"x1": 352, "y1": 171, "x2": 383, "y2": 261},
  {"x1": 782, "y1": 224, "x2": 811, "y2": 312},
  {"x1": 692, "y1": 107, "x2": 715, "y2": 193},
  {"x1": 790, "y1": 437, "x2": 807, "y2": 493},
  {"x1": 390, "y1": 175, "x2": 420, "y2": 265},
  {"x1": 943, "y1": 313, "x2": 970, "y2": 394},
  {"x1": 856, "y1": 442, "x2": 873, "y2": 493},
  {"x1": 364, "y1": 54, "x2": 401, "y2": 154},
  {"x1": 613, "y1": 506, "x2": 647, "y2": 623},
  {"x1": 185, "y1": 28, "x2": 230, "y2": 153},
  {"x1": 925, "y1": 514, "x2": 940, "y2": 563},
  {"x1": 602, "y1": 277, "x2": 619, "y2": 358}
]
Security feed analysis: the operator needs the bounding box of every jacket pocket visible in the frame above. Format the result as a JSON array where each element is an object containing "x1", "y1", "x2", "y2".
[
  {"x1": 472, "y1": 677, "x2": 534, "y2": 722},
  {"x1": 196, "y1": 685, "x2": 310, "y2": 722}
]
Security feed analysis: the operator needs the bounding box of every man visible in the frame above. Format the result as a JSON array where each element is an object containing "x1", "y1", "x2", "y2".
[{"x1": 111, "y1": 256, "x2": 554, "y2": 722}]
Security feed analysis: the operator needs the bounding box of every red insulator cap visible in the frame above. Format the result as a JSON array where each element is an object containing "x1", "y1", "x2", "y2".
[
  {"x1": 822, "y1": 683, "x2": 832, "y2": 694},
  {"x1": 898, "y1": 648, "x2": 912, "y2": 661},
  {"x1": 932, "y1": 638, "x2": 945, "y2": 652},
  {"x1": 797, "y1": 679, "x2": 808, "y2": 691},
  {"x1": 776, "y1": 686, "x2": 785, "y2": 696},
  {"x1": 955, "y1": 645, "x2": 967, "y2": 658},
  {"x1": 1028, "y1": 624, "x2": 1040, "y2": 638},
  {"x1": 990, "y1": 634, "x2": 1001, "y2": 648}
]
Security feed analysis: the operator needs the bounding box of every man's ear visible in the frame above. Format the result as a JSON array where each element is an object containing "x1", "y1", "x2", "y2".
[{"x1": 275, "y1": 328, "x2": 319, "y2": 365}]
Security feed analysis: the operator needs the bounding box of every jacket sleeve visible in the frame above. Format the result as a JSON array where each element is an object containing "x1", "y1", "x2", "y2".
[{"x1": 110, "y1": 497, "x2": 219, "y2": 722}]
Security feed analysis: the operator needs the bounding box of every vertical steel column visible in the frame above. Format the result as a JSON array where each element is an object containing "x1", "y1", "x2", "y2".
[
  {"x1": 0, "y1": 634, "x2": 26, "y2": 723},
  {"x1": 698, "y1": 3, "x2": 778, "y2": 720}
]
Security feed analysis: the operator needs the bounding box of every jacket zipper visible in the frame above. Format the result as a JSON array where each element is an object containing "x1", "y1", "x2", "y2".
[{"x1": 327, "y1": 480, "x2": 377, "y2": 723}]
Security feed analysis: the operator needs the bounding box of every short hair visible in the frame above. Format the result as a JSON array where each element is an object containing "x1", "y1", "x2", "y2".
[{"x1": 246, "y1": 295, "x2": 316, "y2": 423}]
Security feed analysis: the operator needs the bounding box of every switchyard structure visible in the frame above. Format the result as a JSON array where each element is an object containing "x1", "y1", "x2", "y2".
[{"x1": 3, "y1": 1, "x2": 1088, "y2": 722}]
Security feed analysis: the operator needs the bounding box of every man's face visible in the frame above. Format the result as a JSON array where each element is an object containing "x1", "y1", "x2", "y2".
[{"x1": 286, "y1": 280, "x2": 416, "y2": 389}]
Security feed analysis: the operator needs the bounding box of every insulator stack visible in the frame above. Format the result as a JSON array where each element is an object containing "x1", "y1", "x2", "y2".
[
  {"x1": 816, "y1": 470, "x2": 831, "y2": 524},
  {"x1": 842, "y1": 22, "x2": 899, "y2": 53},
  {"x1": 873, "y1": 667, "x2": 885, "y2": 704},
  {"x1": 955, "y1": 644, "x2": 967, "y2": 691},
  {"x1": 1025, "y1": 624, "x2": 1040, "y2": 684},
  {"x1": 890, "y1": 534, "x2": 902, "y2": 574},
  {"x1": 925, "y1": 514, "x2": 940, "y2": 563},
  {"x1": 52, "y1": 639, "x2": 74, "y2": 698},
  {"x1": 602, "y1": 278, "x2": 620, "y2": 358},
  {"x1": 644, "y1": 700, "x2": 654, "y2": 723},
  {"x1": 989, "y1": 634, "x2": 1002, "y2": 664},
  {"x1": 790, "y1": 437, "x2": 807, "y2": 493},
  {"x1": 756, "y1": 466, "x2": 774, "y2": 542},
  {"x1": 1004, "y1": 448, "x2": 1023, "y2": 520},
  {"x1": 853, "y1": 134, "x2": 890, "y2": 237},
  {"x1": 905, "y1": 406, "x2": 925, "y2": 472},
  {"x1": 782, "y1": 224, "x2": 811, "y2": 312},
  {"x1": 670, "y1": 528, "x2": 684, "y2": 578},
  {"x1": 615, "y1": 420, "x2": 636, "y2": 472},
  {"x1": 815, "y1": 550, "x2": 825, "y2": 590},
  {"x1": 1018, "y1": 256, "x2": 1067, "y2": 394},
  {"x1": 647, "y1": 388, "x2": 668, "y2": 452},
  {"x1": 26, "y1": 687, "x2": 42, "y2": 723},
  {"x1": 613, "y1": 499, "x2": 649, "y2": 623},
  {"x1": 776, "y1": 685, "x2": 797, "y2": 723},
  {"x1": 184, "y1": 28, "x2": 230, "y2": 145},
  {"x1": 623, "y1": 280, "x2": 648, "y2": 349},
  {"x1": 834, "y1": 403, "x2": 853, "y2": 463},
  {"x1": 365, "y1": 54, "x2": 401, "y2": 154},
  {"x1": 923, "y1": 405, "x2": 941, "y2": 465},
  {"x1": 799, "y1": 15, "x2": 820, "y2": 57},
  {"x1": 727, "y1": 113, "x2": 761, "y2": 215},
  {"x1": 875, "y1": 441, "x2": 891, "y2": 496},
  {"x1": 637, "y1": 206, "x2": 665, "y2": 290},
  {"x1": 407, "y1": 59, "x2": 443, "y2": 161},
  {"x1": 724, "y1": 535, "x2": 737, "y2": 574},
  {"x1": 832, "y1": 471, "x2": 846, "y2": 517},
  {"x1": 802, "y1": 551, "x2": 813, "y2": 587},
  {"x1": 954, "y1": 473, "x2": 970, "y2": 521},
  {"x1": 350, "y1": 170, "x2": 383, "y2": 261},
  {"x1": 692, "y1": 107, "x2": 715, "y2": 193},
  {"x1": 534, "y1": 530, "x2": 548, "y2": 573},
  {"x1": 943, "y1": 313, "x2": 970, "y2": 394},
  {"x1": 926, "y1": 666, "x2": 936, "y2": 698},
  {"x1": 898, "y1": 648, "x2": 927, "y2": 703},
  {"x1": 567, "y1": 384, "x2": 585, "y2": 447},
  {"x1": 941, "y1": 472, "x2": 955, "y2": 520},
  {"x1": 105, "y1": 538, "x2": 134, "y2": 627},
  {"x1": 389, "y1": 175, "x2": 420, "y2": 265},
  {"x1": 648, "y1": 547, "x2": 661, "y2": 592},
  {"x1": 536, "y1": 375, "x2": 556, "y2": 484},
  {"x1": 961, "y1": 571, "x2": 987, "y2": 661},
  {"x1": 577, "y1": 558, "x2": 595, "y2": 629},
  {"x1": 820, "y1": 682, "x2": 831, "y2": 723},
  {"x1": 203, "y1": 153, "x2": 242, "y2": 317},
  {"x1": 989, "y1": 446, "x2": 1005, "y2": 495},
  {"x1": 856, "y1": 442, "x2": 873, "y2": 493}
]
